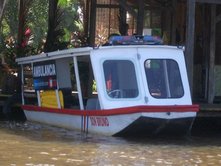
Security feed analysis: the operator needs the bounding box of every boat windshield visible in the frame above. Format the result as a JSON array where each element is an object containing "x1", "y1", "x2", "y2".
[
  {"x1": 144, "y1": 59, "x2": 184, "y2": 99},
  {"x1": 103, "y1": 60, "x2": 139, "y2": 99}
]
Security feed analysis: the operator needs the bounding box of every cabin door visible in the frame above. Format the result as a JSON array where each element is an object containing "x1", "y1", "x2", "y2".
[
  {"x1": 91, "y1": 48, "x2": 147, "y2": 109},
  {"x1": 137, "y1": 48, "x2": 192, "y2": 105}
]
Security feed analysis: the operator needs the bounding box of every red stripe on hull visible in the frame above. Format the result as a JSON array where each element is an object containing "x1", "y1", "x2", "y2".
[{"x1": 22, "y1": 105, "x2": 199, "y2": 116}]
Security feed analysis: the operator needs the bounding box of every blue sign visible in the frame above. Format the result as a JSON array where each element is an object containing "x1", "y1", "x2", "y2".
[{"x1": 33, "y1": 60, "x2": 57, "y2": 90}]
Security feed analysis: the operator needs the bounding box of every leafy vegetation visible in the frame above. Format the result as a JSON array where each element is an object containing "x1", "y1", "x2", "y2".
[
  {"x1": 0, "y1": 0, "x2": 85, "y2": 93},
  {"x1": 0, "y1": 0, "x2": 84, "y2": 68}
]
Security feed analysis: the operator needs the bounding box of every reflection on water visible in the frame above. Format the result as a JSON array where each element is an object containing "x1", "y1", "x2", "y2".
[{"x1": 1, "y1": 121, "x2": 221, "y2": 166}]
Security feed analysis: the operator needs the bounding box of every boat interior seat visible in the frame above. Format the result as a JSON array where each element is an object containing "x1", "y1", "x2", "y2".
[
  {"x1": 86, "y1": 98, "x2": 100, "y2": 110},
  {"x1": 60, "y1": 88, "x2": 76, "y2": 108}
]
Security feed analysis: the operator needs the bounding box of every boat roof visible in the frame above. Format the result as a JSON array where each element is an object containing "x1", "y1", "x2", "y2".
[
  {"x1": 16, "y1": 47, "x2": 93, "y2": 65},
  {"x1": 16, "y1": 45, "x2": 183, "y2": 65}
]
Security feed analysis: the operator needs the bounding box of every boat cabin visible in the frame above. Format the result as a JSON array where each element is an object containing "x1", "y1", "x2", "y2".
[{"x1": 16, "y1": 36, "x2": 192, "y2": 111}]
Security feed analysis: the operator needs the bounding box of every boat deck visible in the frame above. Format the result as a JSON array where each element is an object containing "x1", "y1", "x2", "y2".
[
  {"x1": 198, "y1": 104, "x2": 221, "y2": 116},
  {"x1": 190, "y1": 104, "x2": 221, "y2": 136}
]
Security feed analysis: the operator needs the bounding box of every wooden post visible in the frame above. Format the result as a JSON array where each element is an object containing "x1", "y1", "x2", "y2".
[
  {"x1": 118, "y1": 0, "x2": 137, "y2": 18},
  {"x1": 171, "y1": 0, "x2": 177, "y2": 45},
  {"x1": 202, "y1": 5, "x2": 210, "y2": 100},
  {"x1": 119, "y1": 0, "x2": 127, "y2": 35},
  {"x1": 208, "y1": 4, "x2": 216, "y2": 103},
  {"x1": 136, "y1": 0, "x2": 144, "y2": 35},
  {"x1": 89, "y1": 0, "x2": 96, "y2": 46},
  {"x1": 84, "y1": 0, "x2": 90, "y2": 38},
  {"x1": 185, "y1": 0, "x2": 195, "y2": 96}
]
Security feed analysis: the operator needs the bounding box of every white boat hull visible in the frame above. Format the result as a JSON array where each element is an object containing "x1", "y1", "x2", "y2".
[{"x1": 23, "y1": 105, "x2": 198, "y2": 136}]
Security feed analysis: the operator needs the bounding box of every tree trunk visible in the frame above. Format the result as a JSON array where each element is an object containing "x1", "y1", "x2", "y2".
[
  {"x1": 44, "y1": 0, "x2": 62, "y2": 52},
  {"x1": 17, "y1": 0, "x2": 25, "y2": 56},
  {"x1": 17, "y1": 0, "x2": 32, "y2": 57}
]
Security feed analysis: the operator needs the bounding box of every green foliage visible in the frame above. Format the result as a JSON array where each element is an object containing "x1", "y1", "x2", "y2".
[
  {"x1": 0, "y1": 0, "x2": 86, "y2": 94},
  {"x1": 27, "y1": 0, "x2": 48, "y2": 52},
  {"x1": 3, "y1": 0, "x2": 18, "y2": 38},
  {"x1": 0, "y1": 0, "x2": 84, "y2": 70},
  {"x1": 58, "y1": 0, "x2": 68, "y2": 7},
  {"x1": 56, "y1": 0, "x2": 83, "y2": 49},
  {"x1": 44, "y1": 0, "x2": 84, "y2": 52}
]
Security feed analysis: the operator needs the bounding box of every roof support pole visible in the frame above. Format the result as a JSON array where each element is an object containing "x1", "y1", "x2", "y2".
[
  {"x1": 21, "y1": 64, "x2": 25, "y2": 105},
  {"x1": 185, "y1": 0, "x2": 195, "y2": 96},
  {"x1": 73, "y1": 56, "x2": 84, "y2": 110},
  {"x1": 55, "y1": 89, "x2": 61, "y2": 108}
]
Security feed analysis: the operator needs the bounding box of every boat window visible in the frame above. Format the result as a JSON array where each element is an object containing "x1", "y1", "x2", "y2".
[
  {"x1": 103, "y1": 60, "x2": 139, "y2": 99},
  {"x1": 144, "y1": 59, "x2": 184, "y2": 98}
]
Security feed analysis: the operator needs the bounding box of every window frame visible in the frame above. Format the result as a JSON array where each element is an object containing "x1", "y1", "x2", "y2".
[
  {"x1": 144, "y1": 58, "x2": 184, "y2": 99},
  {"x1": 102, "y1": 59, "x2": 140, "y2": 100}
]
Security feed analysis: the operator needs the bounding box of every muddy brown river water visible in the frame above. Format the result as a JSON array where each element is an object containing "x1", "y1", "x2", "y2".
[{"x1": 0, "y1": 121, "x2": 221, "y2": 166}]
